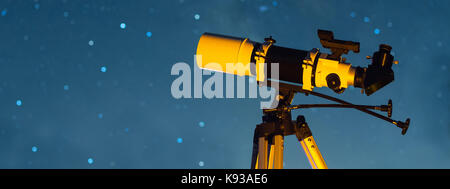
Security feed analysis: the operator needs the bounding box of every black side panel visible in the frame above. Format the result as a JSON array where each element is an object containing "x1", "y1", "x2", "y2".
[{"x1": 264, "y1": 45, "x2": 307, "y2": 85}]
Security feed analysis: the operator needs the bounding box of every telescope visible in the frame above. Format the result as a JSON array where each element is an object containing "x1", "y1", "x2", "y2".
[
  {"x1": 195, "y1": 30, "x2": 410, "y2": 169},
  {"x1": 196, "y1": 30, "x2": 396, "y2": 95}
]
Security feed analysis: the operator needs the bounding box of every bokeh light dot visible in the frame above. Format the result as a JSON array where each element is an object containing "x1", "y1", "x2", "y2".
[
  {"x1": 16, "y1": 100, "x2": 22, "y2": 106},
  {"x1": 259, "y1": 5, "x2": 268, "y2": 12},
  {"x1": 272, "y1": 1, "x2": 278, "y2": 7},
  {"x1": 374, "y1": 28, "x2": 380, "y2": 35},
  {"x1": 1, "y1": 9, "x2": 7, "y2": 16},
  {"x1": 387, "y1": 22, "x2": 393, "y2": 27},
  {"x1": 146, "y1": 31, "x2": 152, "y2": 38},
  {"x1": 363, "y1": 16, "x2": 370, "y2": 23},
  {"x1": 177, "y1": 138, "x2": 183, "y2": 143}
]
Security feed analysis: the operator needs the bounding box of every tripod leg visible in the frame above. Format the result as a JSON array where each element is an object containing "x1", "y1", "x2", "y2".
[
  {"x1": 255, "y1": 138, "x2": 275, "y2": 169},
  {"x1": 273, "y1": 135, "x2": 284, "y2": 169},
  {"x1": 300, "y1": 136, "x2": 327, "y2": 169},
  {"x1": 251, "y1": 128, "x2": 259, "y2": 169},
  {"x1": 296, "y1": 115, "x2": 328, "y2": 169},
  {"x1": 257, "y1": 136, "x2": 269, "y2": 169},
  {"x1": 264, "y1": 135, "x2": 282, "y2": 169},
  {"x1": 268, "y1": 144, "x2": 274, "y2": 169}
]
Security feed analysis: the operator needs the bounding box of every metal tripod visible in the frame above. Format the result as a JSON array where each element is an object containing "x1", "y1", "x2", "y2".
[
  {"x1": 250, "y1": 88, "x2": 327, "y2": 169},
  {"x1": 249, "y1": 81, "x2": 410, "y2": 169}
]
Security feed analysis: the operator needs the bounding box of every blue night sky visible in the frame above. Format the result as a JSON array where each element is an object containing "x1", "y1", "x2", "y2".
[{"x1": 0, "y1": 0, "x2": 449, "y2": 168}]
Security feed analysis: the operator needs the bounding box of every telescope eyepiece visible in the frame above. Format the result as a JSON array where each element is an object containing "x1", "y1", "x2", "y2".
[{"x1": 360, "y1": 44, "x2": 395, "y2": 95}]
